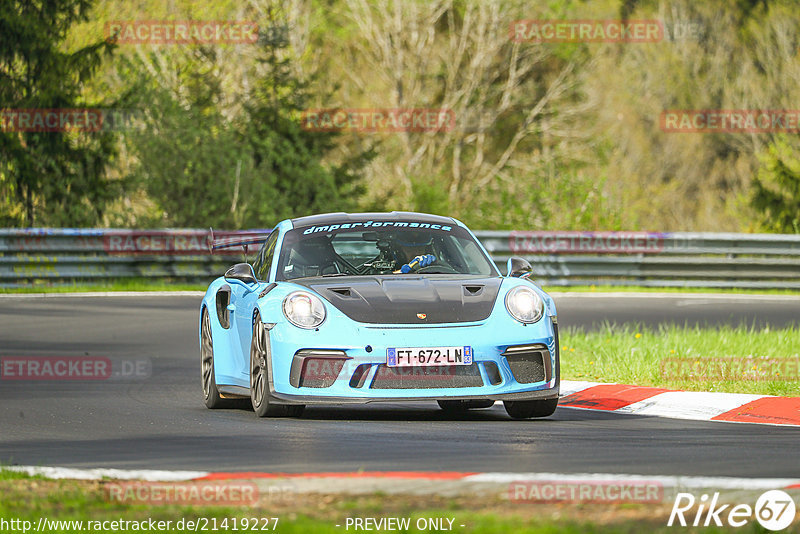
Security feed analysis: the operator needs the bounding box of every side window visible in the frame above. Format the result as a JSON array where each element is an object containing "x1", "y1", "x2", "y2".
[{"x1": 255, "y1": 231, "x2": 279, "y2": 281}]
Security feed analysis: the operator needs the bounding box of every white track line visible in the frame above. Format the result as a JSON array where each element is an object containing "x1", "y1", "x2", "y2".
[
  {"x1": 5, "y1": 466, "x2": 208, "y2": 481},
  {"x1": 559, "y1": 380, "x2": 605, "y2": 396}
]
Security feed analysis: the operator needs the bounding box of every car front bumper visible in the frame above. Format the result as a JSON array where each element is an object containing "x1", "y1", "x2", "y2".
[{"x1": 264, "y1": 312, "x2": 559, "y2": 404}]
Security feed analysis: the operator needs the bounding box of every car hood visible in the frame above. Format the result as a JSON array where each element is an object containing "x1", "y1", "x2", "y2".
[{"x1": 292, "y1": 275, "x2": 503, "y2": 324}]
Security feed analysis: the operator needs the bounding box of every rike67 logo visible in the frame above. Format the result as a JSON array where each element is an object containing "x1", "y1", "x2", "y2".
[{"x1": 668, "y1": 490, "x2": 796, "y2": 531}]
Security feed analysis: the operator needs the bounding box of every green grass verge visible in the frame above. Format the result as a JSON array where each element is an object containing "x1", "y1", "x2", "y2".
[
  {"x1": 545, "y1": 285, "x2": 800, "y2": 295},
  {"x1": 0, "y1": 472, "x2": 762, "y2": 533},
  {"x1": 562, "y1": 323, "x2": 800, "y2": 396},
  {"x1": 0, "y1": 278, "x2": 207, "y2": 293}
]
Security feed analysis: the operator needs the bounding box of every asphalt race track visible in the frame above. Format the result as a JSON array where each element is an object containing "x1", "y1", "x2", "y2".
[{"x1": 0, "y1": 293, "x2": 798, "y2": 477}]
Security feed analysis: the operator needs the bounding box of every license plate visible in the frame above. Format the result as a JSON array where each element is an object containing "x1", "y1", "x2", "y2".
[{"x1": 387, "y1": 346, "x2": 473, "y2": 367}]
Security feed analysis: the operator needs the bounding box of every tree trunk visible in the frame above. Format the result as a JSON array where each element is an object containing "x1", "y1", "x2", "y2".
[{"x1": 25, "y1": 184, "x2": 33, "y2": 228}]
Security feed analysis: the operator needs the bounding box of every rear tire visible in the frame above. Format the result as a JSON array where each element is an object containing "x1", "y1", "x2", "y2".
[
  {"x1": 250, "y1": 316, "x2": 305, "y2": 418},
  {"x1": 503, "y1": 398, "x2": 558, "y2": 419},
  {"x1": 201, "y1": 308, "x2": 229, "y2": 409}
]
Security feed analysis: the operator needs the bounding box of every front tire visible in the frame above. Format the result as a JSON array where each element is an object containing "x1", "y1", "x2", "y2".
[
  {"x1": 503, "y1": 398, "x2": 558, "y2": 419},
  {"x1": 201, "y1": 308, "x2": 228, "y2": 409},
  {"x1": 250, "y1": 317, "x2": 305, "y2": 418},
  {"x1": 505, "y1": 321, "x2": 561, "y2": 420}
]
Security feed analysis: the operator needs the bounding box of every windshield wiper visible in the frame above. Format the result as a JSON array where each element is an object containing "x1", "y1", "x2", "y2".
[{"x1": 321, "y1": 272, "x2": 352, "y2": 277}]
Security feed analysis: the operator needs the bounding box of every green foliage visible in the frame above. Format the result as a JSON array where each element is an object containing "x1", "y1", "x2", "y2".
[
  {"x1": 752, "y1": 138, "x2": 800, "y2": 233},
  {"x1": 124, "y1": 60, "x2": 249, "y2": 228},
  {"x1": 0, "y1": 0, "x2": 121, "y2": 227},
  {"x1": 4, "y1": 0, "x2": 800, "y2": 232},
  {"x1": 409, "y1": 175, "x2": 450, "y2": 218},
  {"x1": 124, "y1": 13, "x2": 373, "y2": 229},
  {"x1": 240, "y1": 21, "x2": 374, "y2": 226}
]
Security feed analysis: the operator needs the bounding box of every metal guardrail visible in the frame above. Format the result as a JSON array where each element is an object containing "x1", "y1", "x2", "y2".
[
  {"x1": 0, "y1": 229, "x2": 258, "y2": 287},
  {"x1": 480, "y1": 230, "x2": 800, "y2": 288},
  {"x1": 1, "y1": 228, "x2": 800, "y2": 289}
]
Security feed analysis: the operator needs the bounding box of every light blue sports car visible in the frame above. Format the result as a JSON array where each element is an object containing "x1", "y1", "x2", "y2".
[{"x1": 199, "y1": 212, "x2": 559, "y2": 419}]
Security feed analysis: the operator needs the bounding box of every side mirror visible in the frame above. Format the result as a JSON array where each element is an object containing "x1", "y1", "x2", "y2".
[
  {"x1": 506, "y1": 257, "x2": 533, "y2": 278},
  {"x1": 224, "y1": 263, "x2": 258, "y2": 287}
]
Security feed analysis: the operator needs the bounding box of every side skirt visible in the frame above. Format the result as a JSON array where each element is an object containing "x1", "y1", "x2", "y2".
[{"x1": 218, "y1": 385, "x2": 250, "y2": 399}]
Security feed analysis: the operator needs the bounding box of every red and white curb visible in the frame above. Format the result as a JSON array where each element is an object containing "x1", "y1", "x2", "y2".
[
  {"x1": 559, "y1": 380, "x2": 800, "y2": 427},
  {"x1": 5, "y1": 466, "x2": 800, "y2": 494}
]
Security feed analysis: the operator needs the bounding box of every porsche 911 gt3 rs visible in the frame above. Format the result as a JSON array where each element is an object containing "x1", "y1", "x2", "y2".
[{"x1": 199, "y1": 212, "x2": 559, "y2": 419}]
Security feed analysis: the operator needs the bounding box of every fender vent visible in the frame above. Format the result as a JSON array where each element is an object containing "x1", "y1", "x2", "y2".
[{"x1": 215, "y1": 286, "x2": 231, "y2": 329}]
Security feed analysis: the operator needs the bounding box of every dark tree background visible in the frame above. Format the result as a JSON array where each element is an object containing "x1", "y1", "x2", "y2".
[{"x1": 0, "y1": 0, "x2": 118, "y2": 227}]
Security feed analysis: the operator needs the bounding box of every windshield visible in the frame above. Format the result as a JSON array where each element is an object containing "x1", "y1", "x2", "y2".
[{"x1": 276, "y1": 221, "x2": 498, "y2": 280}]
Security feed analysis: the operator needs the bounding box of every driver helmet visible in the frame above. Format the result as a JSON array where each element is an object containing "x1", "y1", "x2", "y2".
[{"x1": 392, "y1": 231, "x2": 433, "y2": 264}]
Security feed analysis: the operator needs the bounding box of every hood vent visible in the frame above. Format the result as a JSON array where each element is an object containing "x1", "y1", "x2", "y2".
[
  {"x1": 328, "y1": 287, "x2": 353, "y2": 298},
  {"x1": 463, "y1": 284, "x2": 484, "y2": 296}
]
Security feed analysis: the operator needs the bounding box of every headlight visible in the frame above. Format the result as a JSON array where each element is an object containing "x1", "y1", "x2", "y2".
[
  {"x1": 283, "y1": 291, "x2": 326, "y2": 329},
  {"x1": 505, "y1": 286, "x2": 544, "y2": 324}
]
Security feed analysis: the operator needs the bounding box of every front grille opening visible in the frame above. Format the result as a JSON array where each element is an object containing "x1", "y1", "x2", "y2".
[
  {"x1": 289, "y1": 350, "x2": 348, "y2": 388},
  {"x1": 349, "y1": 364, "x2": 372, "y2": 388},
  {"x1": 483, "y1": 361, "x2": 503, "y2": 385},
  {"x1": 370, "y1": 363, "x2": 483, "y2": 389},
  {"x1": 503, "y1": 344, "x2": 549, "y2": 384}
]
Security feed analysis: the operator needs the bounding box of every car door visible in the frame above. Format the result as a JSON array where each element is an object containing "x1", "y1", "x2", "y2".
[{"x1": 230, "y1": 230, "x2": 279, "y2": 373}]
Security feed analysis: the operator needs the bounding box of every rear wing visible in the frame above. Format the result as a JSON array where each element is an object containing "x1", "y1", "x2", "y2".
[{"x1": 207, "y1": 228, "x2": 271, "y2": 257}]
